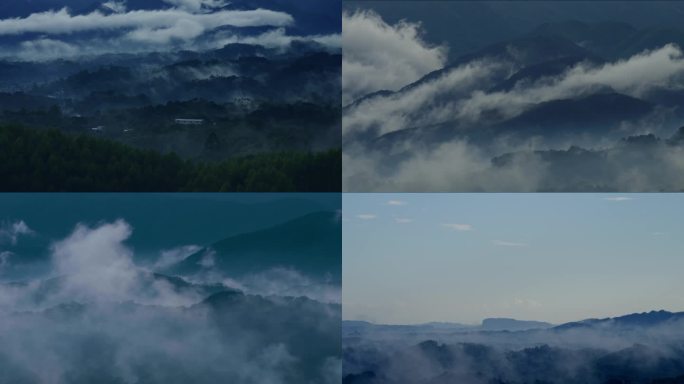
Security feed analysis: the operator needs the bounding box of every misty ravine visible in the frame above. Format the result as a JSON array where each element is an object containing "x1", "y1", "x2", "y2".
[
  {"x1": 0, "y1": 215, "x2": 341, "y2": 384},
  {"x1": 342, "y1": 2, "x2": 684, "y2": 192},
  {"x1": 343, "y1": 314, "x2": 684, "y2": 384},
  {"x1": 0, "y1": 0, "x2": 342, "y2": 191}
]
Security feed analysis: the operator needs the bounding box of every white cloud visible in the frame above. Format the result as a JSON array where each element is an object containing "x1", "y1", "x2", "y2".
[
  {"x1": 0, "y1": 220, "x2": 34, "y2": 245},
  {"x1": 51, "y1": 219, "x2": 140, "y2": 303},
  {"x1": 163, "y1": 0, "x2": 230, "y2": 12},
  {"x1": 493, "y1": 240, "x2": 527, "y2": 247},
  {"x1": 443, "y1": 223, "x2": 472, "y2": 231},
  {"x1": 0, "y1": 219, "x2": 340, "y2": 384},
  {"x1": 197, "y1": 249, "x2": 216, "y2": 268},
  {"x1": 0, "y1": 8, "x2": 293, "y2": 37},
  {"x1": 0, "y1": 6, "x2": 337, "y2": 59},
  {"x1": 603, "y1": 196, "x2": 634, "y2": 201},
  {"x1": 232, "y1": 268, "x2": 340, "y2": 304},
  {"x1": 48, "y1": 220, "x2": 209, "y2": 307},
  {"x1": 154, "y1": 244, "x2": 202, "y2": 270},
  {"x1": 453, "y1": 44, "x2": 684, "y2": 124},
  {"x1": 343, "y1": 139, "x2": 548, "y2": 192},
  {"x1": 0, "y1": 251, "x2": 11, "y2": 270},
  {"x1": 343, "y1": 44, "x2": 684, "y2": 139},
  {"x1": 387, "y1": 200, "x2": 407, "y2": 206},
  {"x1": 343, "y1": 58, "x2": 507, "y2": 137},
  {"x1": 0, "y1": 5, "x2": 341, "y2": 59},
  {"x1": 214, "y1": 27, "x2": 341, "y2": 50},
  {"x1": 9, "y1": 30, "x2": 339, "y2": 61},
  {"x1": 342, "y1": 44, "x2": 684, "y2": 192},
  {"x1": 342, "y1": 9, "x2": 447, "y2": 105},
  {"x1": 513, "y1": 297, "x2": 541, "y2": 308},
  {"x1": 17, "y1": 38, "x2": 80, "y2": 60},
  {"x1": 125, "y1": 18, "x2": 206, "y2": 44},
  {"x1": 394, "y1": 218, "x2": 413, "y2": 224},
  {"x1": 356, "y1": 214, "x2": 377, "y2": 220},
  {"x1": 102, "y1": 0, "x2": 127, "y2": 14},
  {"x1": 344, "y1": 128, "x2": 684, "y2": 192},
  {"x1": 320, "y1": 357, "x2": 343, "y2": 384}
]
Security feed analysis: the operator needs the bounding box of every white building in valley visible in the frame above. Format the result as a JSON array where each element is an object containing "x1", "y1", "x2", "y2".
[{"x1": 174, "y1": 118, "x2": 204, "y2": 125}]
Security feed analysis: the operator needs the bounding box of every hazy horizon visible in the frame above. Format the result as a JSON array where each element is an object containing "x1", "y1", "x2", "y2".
[{"x1": 343, "y1": 194, "x2": 684, "y2": 324}]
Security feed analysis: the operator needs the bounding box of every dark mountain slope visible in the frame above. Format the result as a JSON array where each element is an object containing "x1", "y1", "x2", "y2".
[
  {"x1": 346, "y1": 1, "x2": 684, "y2": 61},
  {"x1": 554, "y1": 310, "x2": 684, "y2": 332},
  {"x1": 171, "y1": 211, "x2": 341, "y2": 277},
  {"x1": 490, "y1": 55, "x2": 601, "y2": 92},
  {"x1": 399, "y1": 35, "x2": 593, "y2": 96},
  {"x1": 529, "y1": 21, "x2": 684, "y2": 60},
  {"x1": 2, "y1": 272, "x2": 233, "y2": 308},
  {"x1": 482, "y1": 318, "x2": 553, "y2": 331},
  {"x1": 346, "y1": 34, "x2": 595, "y2": 110},
  {"x1": 364, "y1": 92, "x2": 655, "y2": 154},
  {"x1": 495, "y1": 92, "x2": 655, "y2": 136}
]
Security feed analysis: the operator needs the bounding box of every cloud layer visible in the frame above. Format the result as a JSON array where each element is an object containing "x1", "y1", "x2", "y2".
[
  {"x1": 0, "y1": 8, "x2": 293, "y2": 36},
  {"x1": 345, "y1": 323, "x2": 684, "y2": 384},
  {"x1": 344, "y1": 44, "x2": 684, "y2": 139},
  {"x1": 342, "y1": 9, "x2": 447, "y2": 105},
  {"x1": 344, "y1": 136, "x2": 684, "y2": 192},
  {"x1": 163, "y1": 0, "x2": 230, "y2": 12},
  {"x1": 344, "y1": 139, "x2": 547, "y2": 192},
  {"x1": 0, "y1": 5, "x2": 340, "y2": 60},
  {"x1": 214, "y1": 27, "x2": 340, "y2": 50},
  {"x1": 343, "y1": 43, "x2": 684, "y2": 191},
  {"x1": 443, "y1": 223, "x2": 473, "y2": 231},
  {"x1": 0, "y1": 220, "x2": 33, "y2": 246},
  {"x1": 0, "y1": 220, "x2": 341, "y2": 383},
  {"x1": 51, "y1": 219, "x2": 141, "y2": 304}
]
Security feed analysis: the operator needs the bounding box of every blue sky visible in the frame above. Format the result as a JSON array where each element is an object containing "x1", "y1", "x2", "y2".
[{"x1": 343, "y1": 194, "x2": 684, "y2": 325}]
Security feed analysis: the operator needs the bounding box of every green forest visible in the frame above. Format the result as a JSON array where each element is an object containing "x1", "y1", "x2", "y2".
[{"x1": 0, "y1": 125, "x2": 341, "y2": 191}]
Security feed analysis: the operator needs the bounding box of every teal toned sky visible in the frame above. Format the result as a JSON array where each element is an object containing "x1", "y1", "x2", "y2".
[
  {"x1": 0, "y1": 193, "x2": 339, "y2": 276},
  {"x1": 343, "y1": 194, "x2": 684, "y2": 325}
]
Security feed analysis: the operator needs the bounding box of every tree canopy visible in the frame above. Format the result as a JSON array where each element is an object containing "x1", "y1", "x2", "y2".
[{"x1": 0, "y1": 125, "x2": 341, "y2": 191}]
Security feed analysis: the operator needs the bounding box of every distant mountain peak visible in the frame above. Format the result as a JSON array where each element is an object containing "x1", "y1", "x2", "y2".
[
  {"x1": 481, "y1": 317, "x2": 553, "y2": 331},
  {"x1": 168, "y1": 210, "x2": 341, "y2": 278},
  {"x1": 554, "y1": 310, "x2": 684, "y2": 331},
  {"x1": 198, "y1": 290, "x2": 246, "y2": 307}
]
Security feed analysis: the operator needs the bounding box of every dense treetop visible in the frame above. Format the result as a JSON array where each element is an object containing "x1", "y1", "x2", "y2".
[{"x1": 0, "y1": 125, "x2": 340, "y2": 191}]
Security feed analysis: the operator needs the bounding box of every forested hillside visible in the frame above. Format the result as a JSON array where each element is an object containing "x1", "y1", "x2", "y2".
[{"x1": 0, "y1": 125, "x2": 340, "y2": 191}]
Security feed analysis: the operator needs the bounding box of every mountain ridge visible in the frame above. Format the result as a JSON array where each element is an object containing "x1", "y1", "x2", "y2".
[
  {"x1": 169, "y1": 210, "x2": 341, "y2": 278},
  {"x1": 344, "y1": 309, "x2": 684, "y2": 336}
]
